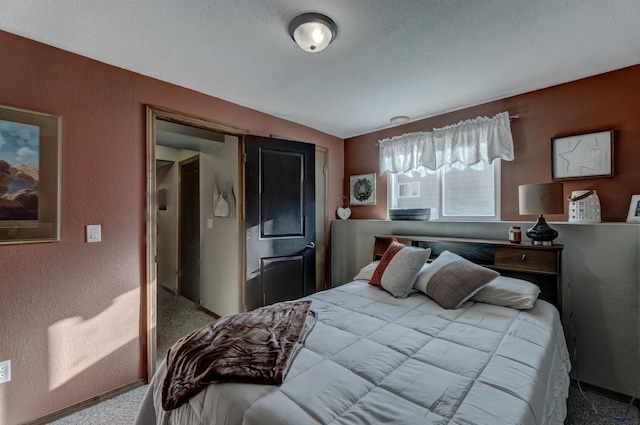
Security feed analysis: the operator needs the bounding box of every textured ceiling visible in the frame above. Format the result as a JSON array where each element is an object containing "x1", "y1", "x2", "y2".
[{"x1": 2, "y1": 1, "x2": 640, "y2": 138}]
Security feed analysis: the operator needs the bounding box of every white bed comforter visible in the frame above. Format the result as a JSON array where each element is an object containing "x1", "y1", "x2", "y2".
[{"x1": 136, "y1": 281, "x2": 570, "y2": 425}]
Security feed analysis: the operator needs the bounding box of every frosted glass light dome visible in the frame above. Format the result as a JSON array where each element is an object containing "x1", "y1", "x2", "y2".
[{"x1": 288, "y1": 13, "x2": 337, "y2": 53}]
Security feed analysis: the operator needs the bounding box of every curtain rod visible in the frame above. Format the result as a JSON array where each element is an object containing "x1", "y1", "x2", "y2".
[{"x1": 374, "y1": 112, "x2": 520, "y2": 147}]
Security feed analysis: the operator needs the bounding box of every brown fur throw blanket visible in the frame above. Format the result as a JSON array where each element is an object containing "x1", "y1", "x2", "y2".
[{"x1": 161, "y1": 300, "x2": 317, "y2": 411}]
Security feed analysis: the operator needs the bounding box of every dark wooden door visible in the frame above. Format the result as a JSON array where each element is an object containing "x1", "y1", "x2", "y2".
[
  {"x1": 245, "y1": 136, "x2": 315, "y2": 311},
  {"x1": 179, "y1": 156, "x2": 200, "y2": 303}
]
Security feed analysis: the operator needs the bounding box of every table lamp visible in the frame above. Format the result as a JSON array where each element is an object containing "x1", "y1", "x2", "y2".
[{"x1": 518, "y1": 183, "x2": 564, "y2": 245}]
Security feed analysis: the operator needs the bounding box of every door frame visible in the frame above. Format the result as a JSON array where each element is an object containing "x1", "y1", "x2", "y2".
[
  {"x1": 145, "y1": 105, "x2": 247, "y2": 380},
  {"x1": 315, "y1": 146, "x2": 329, "y2": 290}
]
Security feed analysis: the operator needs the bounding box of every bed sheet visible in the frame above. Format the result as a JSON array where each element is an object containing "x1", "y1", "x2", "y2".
[{"x1": 136, "y1": 281, "x2": 570, "y2": 425}]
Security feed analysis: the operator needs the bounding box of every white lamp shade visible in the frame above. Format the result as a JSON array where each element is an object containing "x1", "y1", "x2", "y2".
[
  {"x1": 519, "y1": 183, "x2": 564, "y2": 215},
  {"x1": 289, "y1": 13, "x2": 337, "y2": 52}
]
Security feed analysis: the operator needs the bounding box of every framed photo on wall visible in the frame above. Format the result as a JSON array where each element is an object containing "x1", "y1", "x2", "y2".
[
  {"x1": 626, "y1": 194, "x2": 640, "y2": 223},
  {"x1": 551, "y1": 129, "x2": 613, "y2": 180},
  {"x1": 350, "y1": 173, "x2": 376, "y2": 205},
  {"x1": 0, "y1": 104, "x2": 61, "y2": 245}
]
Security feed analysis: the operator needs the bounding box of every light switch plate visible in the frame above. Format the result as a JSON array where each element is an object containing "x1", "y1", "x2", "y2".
[{"x1": 86, "y1": 225, "x2": 101, "y2": 243}]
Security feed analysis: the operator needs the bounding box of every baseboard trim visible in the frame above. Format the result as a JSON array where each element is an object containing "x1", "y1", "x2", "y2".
[
  {"x1": 160, "y1": 285, "x2": 176, "y2": 295},
  {"x1": 198, "y1": 305, "x2": 221, "y2": 319},
  {"x1": 22, "y1": 378, "x2": 146, "y2": 425},
  {"x1": 572, "y1": 379, "x2": 640, "y2": 409}
]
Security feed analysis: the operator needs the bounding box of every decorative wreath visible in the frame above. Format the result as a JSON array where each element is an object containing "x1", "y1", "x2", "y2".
[{"x1": 353, "y1": 177, "x2": 373, "y2": 202}]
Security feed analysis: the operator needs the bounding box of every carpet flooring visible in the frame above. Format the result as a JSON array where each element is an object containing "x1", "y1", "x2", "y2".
[{"x1": 49, "y1": 292, "x2": 639, "y2": 424}]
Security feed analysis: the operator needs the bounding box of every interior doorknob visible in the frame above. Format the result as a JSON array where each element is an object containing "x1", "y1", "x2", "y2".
[{"x1": 306, "y1": 242, "x2": 316, "y2": 249}]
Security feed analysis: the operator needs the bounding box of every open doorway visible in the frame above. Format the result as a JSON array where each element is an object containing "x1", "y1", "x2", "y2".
[
  {"x1": 156, "y1": 151, "x2": 217, "y2": 367},
  {"x1": 145, "y1": 106, "x2": 331, "y2": 380},
  {"x1": 146, "y1": 106, "x2": 246, "y2": 379}
]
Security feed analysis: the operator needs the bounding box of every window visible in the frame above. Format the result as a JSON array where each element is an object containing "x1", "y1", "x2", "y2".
[
  {"x1": 389, "y1": 160, "x2": 501, "y2": 221},
  {"x1": 397, "y1": 181, "x2": 420, "y2": 198}
]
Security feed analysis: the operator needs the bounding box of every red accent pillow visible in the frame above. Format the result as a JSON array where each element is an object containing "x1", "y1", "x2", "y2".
[{"x1": 370, "y1": 239, "x2": 405, "y2": 286}]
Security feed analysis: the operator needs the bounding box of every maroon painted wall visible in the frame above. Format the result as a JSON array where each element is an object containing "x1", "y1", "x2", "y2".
[
  {"x1": 345, "y1": 65, "x2": 640, "y2": 222},
  {"x1": 0, "y1": 30, "x2": 343, "y2": 425}
]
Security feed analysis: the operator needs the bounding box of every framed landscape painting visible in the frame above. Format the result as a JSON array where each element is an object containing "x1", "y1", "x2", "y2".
[{"x1": 0, "y1": 104, "x2": 61, "y2": 244}]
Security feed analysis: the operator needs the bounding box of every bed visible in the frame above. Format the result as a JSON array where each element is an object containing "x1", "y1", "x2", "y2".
[{"x1": 136, "y1": 236, "x2": 570, "y2": 425}]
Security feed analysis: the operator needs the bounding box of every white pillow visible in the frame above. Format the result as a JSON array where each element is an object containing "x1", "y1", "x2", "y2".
[
  {"x1": 472, "y1": 276, "x2": 541, "y2": 309},
  {"x1": 353, "y1": 261, "x2": 380, "y2": 281},
  {"x1": 413, "y1": 263, "x2": 432, "y2": 291}
]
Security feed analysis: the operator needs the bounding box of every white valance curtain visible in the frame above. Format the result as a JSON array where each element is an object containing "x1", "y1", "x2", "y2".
[{"x1": 378, "y1": 111, "x2": 515, "y2": 175}]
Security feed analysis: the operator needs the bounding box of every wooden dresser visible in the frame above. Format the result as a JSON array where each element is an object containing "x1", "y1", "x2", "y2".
[{"x1": 374, "y1": 235, "x2": 563, "y2": 311}]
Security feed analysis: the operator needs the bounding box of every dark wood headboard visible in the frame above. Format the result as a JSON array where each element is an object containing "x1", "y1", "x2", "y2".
[{"x1": 373, "y1": 235, "x2": 563, "y2": 311}]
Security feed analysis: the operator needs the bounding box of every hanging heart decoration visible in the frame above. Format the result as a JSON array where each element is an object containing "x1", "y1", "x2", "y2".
[{"x1": 337, "y1": 196, "x2": 351, "y2": 220}]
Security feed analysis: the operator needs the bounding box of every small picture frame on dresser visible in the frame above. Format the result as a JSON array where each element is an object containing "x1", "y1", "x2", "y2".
[{"x1": 626, "y1": 194, "x2": 640, "y2": 223}]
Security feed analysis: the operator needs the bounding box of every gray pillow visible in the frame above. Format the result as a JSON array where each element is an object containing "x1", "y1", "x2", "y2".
[{"x1": 416, "y1": 250, "x2": 499, "y2": 309}]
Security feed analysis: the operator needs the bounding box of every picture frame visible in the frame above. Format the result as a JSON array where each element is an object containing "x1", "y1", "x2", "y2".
[
  {"x1": 551, "y1": 129, "x2": 613, "y2": 181},
  {"x1": 626, "y1": 194, "x2": 640, "y2": 223},
  {"x1": 350, "y1": 173, "x2": 376, "y2": 205},
  {"x1": 0, "y1": 104, "x2": 61, "y2": 245}
]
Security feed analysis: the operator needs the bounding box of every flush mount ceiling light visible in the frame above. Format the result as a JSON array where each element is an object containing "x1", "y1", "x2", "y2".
[
  {"x1": 390, "y1": 116, "x2": 410, "y2": 125},
  {"x1": 288, "y1": 13, "x2": 337, "y2": 53}
]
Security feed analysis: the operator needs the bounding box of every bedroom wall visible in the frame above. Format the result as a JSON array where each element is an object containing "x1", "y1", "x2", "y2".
[
  {"x1": 199, "y1": 135, "x2": 240, "y2": 318},
  {"x1": 0, "y1": 30, "x2": 343, "y2": 425},
  {"x1": 331, "y1": 219, "x2": 640, "y2": 400},
  {"x1": 343, "y1": 64, "x2": 640, "y2": 222}
]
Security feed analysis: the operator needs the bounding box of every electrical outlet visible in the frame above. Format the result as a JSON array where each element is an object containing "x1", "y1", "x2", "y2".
[{"x1": 0, "y1": 360, "x2": 10, "y2": 384}]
